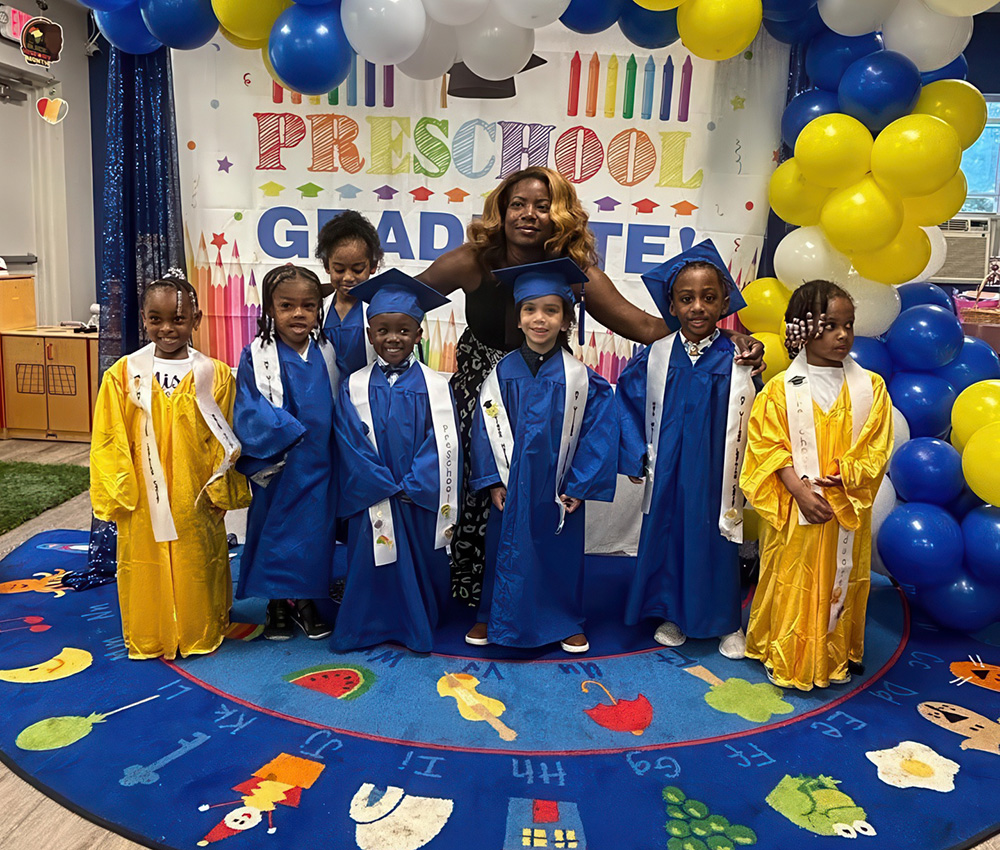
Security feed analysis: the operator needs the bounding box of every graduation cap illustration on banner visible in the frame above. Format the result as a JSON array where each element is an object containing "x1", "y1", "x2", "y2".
[{"x1": 447, "y1": 55, "x2": 547, "y2": 99}]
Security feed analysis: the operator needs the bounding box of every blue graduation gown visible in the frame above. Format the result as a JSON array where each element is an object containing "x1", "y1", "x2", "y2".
[
  {"x1": 332, "y1": 365, "x2": 460, "y2": 653},
  {"x1": 323, "y1": 298, "x2": 368, "y2": 378},
  {"x1": 470, "y1": 351, "x2": 618, "y2": 648},
  {"x1": 233, "y1": 338, "x2": 337, "y2": 599},
  {"x1": 617, "y1": 334, "x2": 741, "y2": 638}
]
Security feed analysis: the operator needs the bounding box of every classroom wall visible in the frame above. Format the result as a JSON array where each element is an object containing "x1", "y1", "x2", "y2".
[{"x1": 0, "y1": 0, "x2": 95, "y2": 324}]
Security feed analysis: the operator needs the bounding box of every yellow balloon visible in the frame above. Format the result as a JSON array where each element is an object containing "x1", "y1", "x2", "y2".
[
  {"x1": 635, "y1": 0, "x2": 687, "y2": 8},
  {"x1": 820, "y1": 175, "x2": 903, "y2": 255},
  {"x1": 752, "y1": 331, "x2": 791, "y2": 384},
  {"x1": 902, "y1": 170, "x2": 968, "y2": 227},
  {"x1": 211, "y1": 0, "x2": 290, "y2": 43},
  {"x1": 951, "y1": 379, "x2": 1000, "y2": 451},
  {"x1": 677, "y1": 0, "x2": 763, "y2": 62},
  {"x1": 850, "y1": 224, "x2": 931, "y2": 285},
  {"x1": 962, "y1": 421, "x2": 1000, "y2": 507},
  {"x1": 913, "y1": 80, "x2": 988, "y2": 151},
  {"x1": 739, "y1": 276, "x2": 792, "y2": 335},
  {"x1": 219, "y1": 25, "x2": 267, "y2": 50},
  {"x1": 768, "y1": 158, "x2": 831, "y2": 227},
  {"x1": 794, "y1": 113, "x2": 873, "y2": 190},
  {"x1": 871, "y1": 114, "x2": 962, "y2": 198}
]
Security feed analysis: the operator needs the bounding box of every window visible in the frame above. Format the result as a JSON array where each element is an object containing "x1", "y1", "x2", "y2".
[
  {"x1": 554, "y1": 829, "x2": 579, "y2": 848},
  {"x1": 962, "y1": 99, "x2": 1000, "y2": 214},
  {"x1": 522, "y1": 827, "x2": 547, "y2": 847}
]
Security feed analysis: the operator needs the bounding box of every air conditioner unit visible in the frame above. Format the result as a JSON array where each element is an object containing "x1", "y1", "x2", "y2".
[{"x1": 934, "y1": 218, "x2": 992, "y2": 285}]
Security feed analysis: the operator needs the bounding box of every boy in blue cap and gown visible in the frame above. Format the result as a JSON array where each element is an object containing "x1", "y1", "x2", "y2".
[
  {"x1": 467, "y1": 258, "x2": 618, "y2": 653},
  {"x1": 617, "y1": 239, "x2": 755, "y2": 658},
  {"x1": 332, "y1": 270, "x2": 461, "y2": 653}
]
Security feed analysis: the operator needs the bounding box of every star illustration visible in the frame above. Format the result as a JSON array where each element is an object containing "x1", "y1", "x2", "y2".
[
  {"x1": 731, "y1": 95, "x2": 746, "y2": 110},
  {"x1": 670, "y1": 200, "x2": 699, "y2": 216},
  {"x1": 633, "y1": 198, "x2": 659, "y2": 215},
  {"x1": 410, "y1": 187, "x2": 434, "y2": 202},
  {"x1": 210, "y1": 232, "x2": 228, "y2": 251},
  {"x1": 297, "y1": 182, "x2": 323, "y2": 198},
  {"x1": 374, "y1": 185, "x2": 398, "y2": 201},
  {"x1": 445, "y1": 187, "x2": 470, "y2": 203},
  {"x1": 594, "y1": 196, "x2": 621, "y2": 212},
  {"x1": 772, "y1": 149, "x2": 781, "y2": 163},
  {"x1": 259, "y1": 181, "x2": 285, "y2": 197},
  {"x1": 336, "y1": 184, "x2": 362, "y2": 199},
  {"x1": 217, "y1": 156, "x2": 233, "y2": 173}
]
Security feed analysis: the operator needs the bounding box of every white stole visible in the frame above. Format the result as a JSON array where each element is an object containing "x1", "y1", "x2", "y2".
[
  {"x1": 784, "y1": 350, "x2": 873, "y2": 633},
  {"x1": 125, "y1": 343, "x2": 241, "y2": 543},
  {"x1": 347, "y1": 362, "x2": 459, "y2": 566},
  {"x1": 643, "y1": 333, "x2": 755, "y2": 542},
  {"x1": 249, "y1": 335, "x2": 339, "y2": 407},
  {"x1": 480, "y1": 349, "x2": 590, "y2": 534}
]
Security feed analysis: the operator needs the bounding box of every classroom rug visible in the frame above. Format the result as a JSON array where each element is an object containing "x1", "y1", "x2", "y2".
[{"x1": 1, "y1": 530, "x2": 999, "y2": 850}]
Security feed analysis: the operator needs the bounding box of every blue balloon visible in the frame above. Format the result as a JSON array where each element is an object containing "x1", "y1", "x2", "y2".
[
  {"x1": 878, "y1": 503, "x2": 964, "y2": 588},
  {"x1": 885, "y1": 305, "x2": 964, "y2": 371},
  {"x1": 762, "y1": 0, "x2": 816, "y2": 21},
  {"x1": 963, "y1": 506, "x2": 1000, "y2": 585},
  {"x1": 561, "y1": 0, "x2": 626, "y2": 34},
  {"x1": 888, "y1": 372, "x2": 956, "y2": 438},
  {"x1": 921, "y1": 53, "x2": 968, "y2": 85},
  {"x1": 805, "y1": 30, "x2": 883, "y2": 92},
  {"x1": 618, "y1": 5, "x2": 679, "y2": 49},
  {"x1": 896, "y1": 281, "x2": 954, "y2": 313},
  {"x1": 95, "y1": 4, "x2": 162, "y2": 54},
  {"x1": 80, "y1": 0, "x2": 132, "y2": 10},
  {"x1": 931, "y1": 336, "x2": 1000, "y2": 394},
  {"x1": 946, "y1": 485, "x2": 986, "y2": 521},
  {"x1": 268, "y1": 5, "x2": 352, "y2": 97},
  {"x1": 781, "y1": 88, "x2": 840, "y2": 149},
  {"x1": 140, "y1": 0, "x2": 217, "y2": 50},
  {"x1": 762, "y1": 7, "x2": 825, "y2": 44},
  {"x1": 849, "y1": 336, "x2": 893, "y2": 382},
  {"x1": 889, "y1": 437, "x2": 964, "y2": 505},
  {"x1": 918, "y1": 571, "x2": 1000, "y2": 631},
  {"x1": 837, "y1": 51, "x2": 921, "y2": 135}
]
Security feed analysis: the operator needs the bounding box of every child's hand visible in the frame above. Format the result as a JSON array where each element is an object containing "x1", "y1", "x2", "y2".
[
  {"x1": 813, "y1": 474, "x2": 843, "y2": 488},
  {"x1": 794, "y1": 488, "x2": 835, "y2": 524},
  {"x1": 628, "y1": 476, "x2": 645, "y2": 485},
  {"x1": 729, "y1": 331, "x2": 765, "y2": 377},
  {"x1": 560, "y1": 494, "x2": 583, "y2": 514},
  {"x1": 490, "y1": 486, "x2": 507, "y2": 511}
]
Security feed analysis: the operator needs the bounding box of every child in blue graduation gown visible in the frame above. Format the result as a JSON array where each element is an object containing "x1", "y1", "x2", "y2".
[
  {"x1": 616, "y1": 240, "x2": 755, "y2": 659},
  {"x1": 467, "y1": 259, "x2": 618, "y2": 653},
  {"x1": 317, "y1": 211, "x2": 381, "y2": 378},
  {"x1": 234, "y1": 265, "x2": 339, "y2": 640},
  {"x1": 332, "y1": 271, "x2": 461, "y2": 653}
]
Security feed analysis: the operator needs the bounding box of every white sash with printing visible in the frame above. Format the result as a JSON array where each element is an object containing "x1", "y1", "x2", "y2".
[
  {"x1": 126, "y1": 343, "x2": 241, "y2": 543},
  {"x1": 347, "y1": 362, "x2": 459, "y2": 566},
  {"x1": 480, "y1": 350, "x2": 589, "y2": 534},
  {"x1": 250, "y1": 335, "x2": 339, "y2": 407},
  {"x1": 784, "y1": 350, "x2": 873, "y2": 632},
  {"x1": 643, "y1": 334, "x2": 755, "y2": 542}
]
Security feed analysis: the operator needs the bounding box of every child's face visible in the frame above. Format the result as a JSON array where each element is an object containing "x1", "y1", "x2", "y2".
[
  {"x1": 367, "y1": 312, "x2": 422, "y2": 366},
  {"x1": 806, "y1": 296, "x2": 855, "y2": 367},
  {"x1": 271, "y1": 278, "x2": 320, "y2": 350},
  {"x1": 517, "y1": 295, "x2": 569, "y2": 353},
  {"x1": 669, "y1": 266, "x2": 728, "y2": 342},
  {"x1": 141, "y1": 288, "x2": 201, "y2": 360},
  {"x1": 326, "y1": 238, "x2": 372, "y2": 298}
]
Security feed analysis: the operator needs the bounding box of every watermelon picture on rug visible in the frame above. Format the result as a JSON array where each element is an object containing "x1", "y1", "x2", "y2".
[{"x1": 283, "y1": 664, "x2": 375, "y2": 700}]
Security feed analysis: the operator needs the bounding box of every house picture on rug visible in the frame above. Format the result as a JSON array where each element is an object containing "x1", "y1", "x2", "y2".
[{"x1": 503, "y1": 799, "x2": 586, "y2": 850}]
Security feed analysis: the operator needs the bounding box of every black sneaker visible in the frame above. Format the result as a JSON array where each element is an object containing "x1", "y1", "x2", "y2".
[
  {"x1": 264, "y1": 599, "x2": 294, "y2": 641},
  {"x1": 290, "y1": 600, "x2": 333, "y2": 640},
  {"x1": 848, "y1": 660, "x2": 865, "y2": 676}
]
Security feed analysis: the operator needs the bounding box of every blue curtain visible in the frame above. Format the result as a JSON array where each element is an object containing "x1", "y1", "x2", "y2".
[{"x1": 74, "y1": 41, "x2": 185, "y2": 590}]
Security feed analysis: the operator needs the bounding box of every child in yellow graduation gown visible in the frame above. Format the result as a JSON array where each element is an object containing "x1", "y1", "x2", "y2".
[
  {"x1": 740, "y1": 280, "x2": 892, "y2": 690},
  {"x1": 91, "y1": 277, "x2": 250, "y2": 660}
]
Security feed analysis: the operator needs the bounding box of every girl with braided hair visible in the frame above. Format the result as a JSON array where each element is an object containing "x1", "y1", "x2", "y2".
[{"x1": 740, "y1": 280, "x2": 893, "y2": 691}]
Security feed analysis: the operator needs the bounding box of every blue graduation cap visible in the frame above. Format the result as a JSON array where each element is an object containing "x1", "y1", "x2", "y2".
[
  {"x1": 350, "y1": 268, "x2": 450, "y2": 322},
  {"x1": 640, "y1": 239, "x2": 747, "y2": 332},
  {"x1": 493, "y1": 257, "x2": 590, "y2": 343}
]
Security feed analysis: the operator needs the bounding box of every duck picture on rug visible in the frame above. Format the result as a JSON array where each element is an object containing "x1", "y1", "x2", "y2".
[
  {"x1": 918, "y1": 701, "x2": 1000, "y2": 755},
  {"x1": 196, "y1": 753, "x2": 325, "y2": 845}
]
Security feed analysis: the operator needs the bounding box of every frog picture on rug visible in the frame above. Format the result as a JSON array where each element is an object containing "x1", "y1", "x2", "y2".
[{"x1": 766, "y1": 775, "x2": 876, "y2": 839}]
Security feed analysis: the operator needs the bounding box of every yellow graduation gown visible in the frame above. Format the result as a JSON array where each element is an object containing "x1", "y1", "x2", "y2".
[
  {"x1": 740, "y1": 370, "x2": 892, "y2": 691},
  {"x1": 90, "y1": 356, "x2": 251, "y2": 660}
]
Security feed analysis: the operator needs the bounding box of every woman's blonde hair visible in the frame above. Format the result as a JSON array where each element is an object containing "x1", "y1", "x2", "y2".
[{"x1": 467, "y1": 167, "x2": 599, "y2": 273}]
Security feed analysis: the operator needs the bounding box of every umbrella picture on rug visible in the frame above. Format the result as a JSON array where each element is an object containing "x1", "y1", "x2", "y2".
[
  {"x1": 917, "y1": 701, "x2": 1000, "y2": 755},
  {"x1": 766, "y1": 775, "x2": 876, "y2": 839},
  {"x1": 0, "y1": 646, "x2": 92, "y2": 683},
  {"x1": 0, "y1": 615, "x2": 50, "y2": 634},
  {"x1": 949, "y1": 656, "x2": 1000, "y2": 693},
  {"x1": 681, "y1": 664, "x2": 793, "y2": 723},
  {"x1": 15, "y1": 694, "x2": 160, "y2": 751},
  {"x1": 437, "y1": 672, "x2": 517, "y2": 741},
  {"x1": 580, "y1": 680, "x2": 653, "y2": 735}
]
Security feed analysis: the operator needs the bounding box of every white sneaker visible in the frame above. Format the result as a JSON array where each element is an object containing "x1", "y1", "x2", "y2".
[
  {"x1": 718, "y1": 629, "x2": 746, "y2": 660},
  {"x1": 654, "y1": 621, "x2": 686, "y2": 647}
]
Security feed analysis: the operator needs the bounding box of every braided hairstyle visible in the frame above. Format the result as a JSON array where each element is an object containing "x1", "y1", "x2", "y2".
[
  {"x1": 257, "y1": 264, "x2": 326, "y2": 343},
  {"x1": 141, "y1": 269, "x2": 200, "y2": 316},
  {"x1": 784, "y1": 279, "x2": 853, "y2": 358}
]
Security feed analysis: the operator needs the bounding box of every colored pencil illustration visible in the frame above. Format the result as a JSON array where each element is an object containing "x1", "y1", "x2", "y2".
[
  {"x1": 210, "y1": 250, "x2": 226, "y2": 364},
  {"x1": 271, "y1": 81, "x2": 282, "y2": 104},
  {"x1": 567, "y1": 50, "x2": 581, "y2": 117},
  {"x1": 604, "y1": 55, "x2": 618, "y2": 119},
  {"x1": 328, "y1": 87, "x2": 338, "y2": 105},
  {"x1": 245, "y1": 269, "x2": 261, "y2": 347},
  {"x1": 428, "y1": 320, "x2": 442, "y2": 371},
  {"x1": 623, "y1": 54, "x2": 637, "y2": 120},
  {"x1": 442, "y1": 312, "x2": 457, "y2": 374},
  {"x1": 384, "y1": 65, "x2": 394, "y2": 108},
  {"x1": 641, "y1": 55, "x2": 655, "y2": 120},
  {"x1": 365, "y1": 61, "x2": 376, "y2": 107},
  {"x1": 228, "y1": 243, "x2": 245, "y2": 364},
  {"x1": 585, "y1": 52, "x2": 600, "y2": 118},
  {"x1": 678, "y1": 55, "x2": 692, "y2": 122},
  {"x1": 347, "y1": 52, "x2": 358, "y2": 106},
  {"x1": 194, "y1": 234, "x2": 211, "y2": 355},
  {"x1": 660, "y1": 56, "x2": 673, "y2": 121},
  {"x1": 290, "y1": 91, "x2": 302, "y2": 105}
]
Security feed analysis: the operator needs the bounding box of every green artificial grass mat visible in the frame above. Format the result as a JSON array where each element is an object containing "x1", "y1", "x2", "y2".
[{"x1": 0, "y1": 461, "x2": 90, "y2": 535}]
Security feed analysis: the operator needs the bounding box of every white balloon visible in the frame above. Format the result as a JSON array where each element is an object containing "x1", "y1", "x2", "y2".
[
  {"x1": 495, "y1": 0, "x2": 572, "y2": 29},
  {"x1": 818, "y1": 0, "x2": 900, "y2": 36},
  {"x1": 342, "y1": 0, "x2": 427, "y2": 65},
  {"x1": 891, "y1": 405, "x2": 910, "y2": 457},
  {"x1": 882, "y1": 0, "x2": 973, "y2": 72},
  {"x1": 456, "y1": 4, "x2": 534, "y2": 81},
  {"x1": 920, "y1": 0, "x2": 995, "y2": 16},
  {"x1": 904, "y1": 226, "x2": 949, "y2": 284},
  {"x1": 870, "y1": 474, "x2": 898, "y2": 575},
  {"x1": 841, "y1": 272, "x2": 902, "y2": 336},
  {"x1": 397, "y1": 17, "x2": 457, "y2": 79},
  {"x1": 773, "y1": 226, "x2": 853, "y2": 289},
  {"x1": 423, "y1": 0, "x2": 489, "y2": 26}
]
